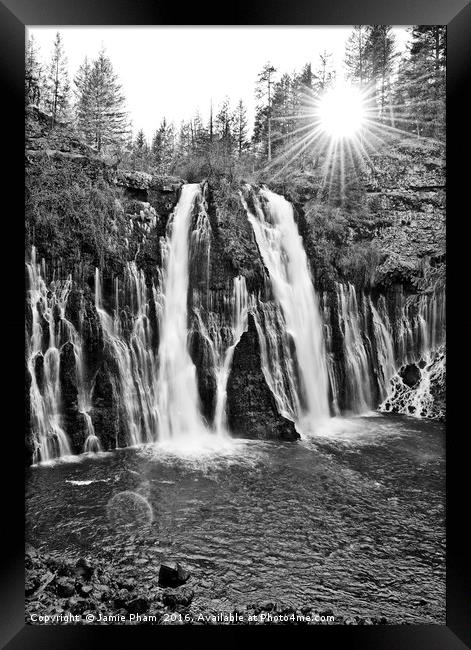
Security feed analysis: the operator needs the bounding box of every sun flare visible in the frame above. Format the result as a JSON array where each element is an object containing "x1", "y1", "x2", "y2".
[{"x1": 317, "y1": 85, "x2": 366, "y2": 139}]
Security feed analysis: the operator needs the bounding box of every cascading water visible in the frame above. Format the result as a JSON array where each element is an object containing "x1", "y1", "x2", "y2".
[
  {"x1": 27, "y1": 248, "x2": 72, "y2": 462},
  {"x1": 379, "y1": 288, "x2": 446, "y2": 419},
  {"x1": 251, "y1": 300, "x2": 301, "y2": 421},
  {"x1": 26, "y1": 183, "x2": 446, "y2": 464},
  {"x1": 66, "y1": 325, "x2": 101, "y2": 453},
  {"x1": 322, "y1": 296, "x2": 341, "y2": 416},
  {"x1": 242, "y1": 188, "x2": 330, "y2": 433},
  {"x1": 192, "y1": 276, "x2": 249, "y2": 435},
  {"x1": 335, "y1": 282, "x2": 374, "y2": 413},
  {"x1": 94, "y1": 264, "x2": 159, "y2": 446},
  {"x1": 369, "y1": 295, "x2": 396, "y2": 403},
  {"x1": 155, "y1": 184, "x2": 208, "y2": 441},
  {"x1": 330, "y1": 281, "x2": 446, "y2": 417}
]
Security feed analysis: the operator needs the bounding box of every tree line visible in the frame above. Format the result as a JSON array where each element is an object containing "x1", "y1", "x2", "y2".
[{"x1": 25, "y1": 26, "x2": 445, "y2": 179}]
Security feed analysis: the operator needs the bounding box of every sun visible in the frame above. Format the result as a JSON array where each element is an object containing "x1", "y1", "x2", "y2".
[{"x1": 317, "y1": 84, "x2": 366, "y2": 139}]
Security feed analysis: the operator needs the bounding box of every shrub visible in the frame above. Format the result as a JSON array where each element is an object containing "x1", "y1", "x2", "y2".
[{"x1": 25, "y1": 157, "x2": 129, "y2": 275}]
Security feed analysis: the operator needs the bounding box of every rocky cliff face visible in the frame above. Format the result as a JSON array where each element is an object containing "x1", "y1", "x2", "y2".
[
  {"x1": 227, "y1": 314, "x2": 299, "y2": 441},
  {"x1": 25, "y1": 108, "x2": 446, "y2": 465}
]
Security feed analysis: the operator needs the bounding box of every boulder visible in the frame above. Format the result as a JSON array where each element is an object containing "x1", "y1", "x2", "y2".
[
  {"x1": 75, "y1": 558, "x2": 94, "y2": 581},
  {"x1": 55, "y1": 577, "x2": 76, "y2": 598},
  {"x1": 399, "y1": 363, "x2": 421, "y2": 388},
  {"x1": 226, "y1": 313, "x2": 299, "y2": 441},
  {"x1": 158, "y1": 561, "x2": 190, "y2": 587},
  {"x1": 125, "y1": 596, "x2": 150, "y2": 615},
  {"x1": 162, "y1": 587, "x2": 194, "y2": 609}
]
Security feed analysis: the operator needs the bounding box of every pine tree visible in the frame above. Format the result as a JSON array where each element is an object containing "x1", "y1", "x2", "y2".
[
  {"x1": 345, "y1": 26, "x2": 369, "y2": 87},
  {"x1": 364, "y1": 26, "x2": 396, "y2": 122},
  {"x1": 151, "y1": 118, "x2": 176, "y2": 172},
  {"x1": 394, "y1": 26, "x2": 445, "y2": 138},
  {"x1": 44, "y1": 32, "x2": 70, "y2": 127},
  {"x1": 215, "y1": 97, "x2": 233, "y2": 143},
  {"x1": 25, "y1": 35, "x2": 43, "y2": 107},
  {"x1": 233, "y1": 99, "x2": 248, "y2": 156},
  {"x1": 255, "y1": 63, "x2": 277, "y2": 161},
  {"x1": 74, "y1": 49, "x2": 129, "y2": 152},
  {"x1": 74, "y1": 57, "x2": 92, "y2": 136},
  {"x1": 314, "y1": 51, "x2": 335, "y2": 93},
  {"x1": 130, "y1": 128, "x2": 149, "y2": 170}
]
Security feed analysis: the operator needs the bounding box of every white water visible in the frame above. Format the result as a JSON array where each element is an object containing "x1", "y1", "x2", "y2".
[
  {"x1": 242, "y1": 188, "x2": 330, "y2": 433},
  {"x1": 155, "y1": 184, "x2": 208, "y2": 441},
  {"x1": 27, "y1": 248, "x2": 72, "y2": 462},
  {"x1": 94, "y1": 264, "x2": 160, "y2": 446},
  {"x1": 251, "y1": 300, "x2": 301, "y2": 420},
  {"x1": 27, "y1": 184, "x2": 446, "y2": 462},
  {"x1": 335, "y1": 282, "x2": 374, "y2": 413},
  {"x1": 330, "y1": 281, "x2": 445, "y2": 417},
  {"x1": 212, "y1": 277, "x2": 248, "y2": 435}
]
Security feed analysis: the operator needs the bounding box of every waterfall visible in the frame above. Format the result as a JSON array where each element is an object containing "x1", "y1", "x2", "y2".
[
  {"x1": 331, "y1": 281, "x2": 446, "y2": 417},
  {"x1": 379, "y1": 289, "x2": 446, "y2": 419},
  {"x1": 94, "y1": 265, "x2": 159, "y2": 446},
  {"x1": 335, "y1": 282, "x2": 374, "y2": 413},
  {"x1": 242, "y1": 188, "x2": 330, "y2": 433},
  {"x1": 251, "y1": 300, "x2": 301, "y2": 421},
  {"x1": 322, "y1": 295, "x2": 340, "y2": 416},
  {"x1": 27, "y1": 247, "x2": 72, "y2": 462},
  {"x1": 155, "y1": 184, "x2": 208, "y2": 441},
  {"x1": 213, "y1": 277, "x2": 248, "y2": 434},
  {"x1": 65, "y1": 324, "x2": 101, "y2": 453},
  {"x1": 369, "y1": 295, "x2": 396, "y2": 403}
]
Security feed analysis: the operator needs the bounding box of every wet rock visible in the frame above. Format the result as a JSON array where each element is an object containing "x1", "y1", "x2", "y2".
[
  {"x1": 77, "y1": 584, "x2": 93, "y2": 597},
  {"x1": 25, "y1": 575, "x2": 40, "y2": 596},
  {"x1": 400, "y1": 363, "x2": 421, "y2": 388},
  {"x1": 158, "y1": 561, "x2": 190, "y2": 587},
  {"x1": 75, "y1": 558, "x2": 93, "y2": 581},
  {"x1": 227, "y1": 314, "x2": 299, "y2": 441},
  {"x1": 125, "y1": 596, "x2": 150, "y2": 615},
  {"x1": 68, "y1": 597, "x2": 91, "y2": 615},
  {"x1": 188, "y1": 329, "x2": 217, "y2": 422},
  {"x1": 162, "y1": 587, "x2": 194, "y2": 609},
  {"x1": 113, "y1": 588, "x2": 131, "y2": 609},
  {"x1": 60, "y1": 341, "x2": 85, "y2": 453},
  {"x1": 260, "y1": 601, "x2": 275, "y2": 612},
  {"x1": 117, "y1": 577, "x2": 136, "y2": 591},
  {"x1": 345, "y1": 616, "x2": 358, "y2": 625},
  {"x1": 56, "y1": 577, "x2": 76, "y2": 598}
]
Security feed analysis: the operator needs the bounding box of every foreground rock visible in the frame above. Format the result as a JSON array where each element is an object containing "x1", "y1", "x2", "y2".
[
  {"x1": 24, "y1": 547, "x2": 409, "y2": 625},
  {"x1": 158, "y1": 561, "x2": 190, "y2": 587}
]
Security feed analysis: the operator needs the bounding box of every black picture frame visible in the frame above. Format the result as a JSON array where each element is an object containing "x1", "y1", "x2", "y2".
[{"x1": 2, "y1": 0, "x2": 469, "y2": 646}]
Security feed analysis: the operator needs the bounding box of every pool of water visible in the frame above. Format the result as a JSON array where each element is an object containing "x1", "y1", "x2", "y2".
[{"x1": 25, "y1": 413, "x2": 445, "y2": 623}]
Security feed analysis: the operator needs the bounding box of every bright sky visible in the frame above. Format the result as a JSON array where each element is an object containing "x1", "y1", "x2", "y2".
[{"x1": 28, "y1": 26, "x2": 410, "y2": 139}]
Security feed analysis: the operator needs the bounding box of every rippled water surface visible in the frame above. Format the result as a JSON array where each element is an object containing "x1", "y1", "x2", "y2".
[{"x1": 26, "y1": 414, "x2": 445, "y2": 623}]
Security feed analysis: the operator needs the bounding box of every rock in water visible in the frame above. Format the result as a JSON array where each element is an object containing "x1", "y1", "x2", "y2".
[
  {"x1": 158, "y1": 561, "x2": 190, "y2": 587},
  {"x1": 226, "y1": 314, "x2": 299, "y2": 441},
  {"x1": 55, "y1": 577, "x2": 76, "y2": 598},
  {"x1": 399, "y1": 363, "x2": 421, "y2": 388},
  {"x1": 162, "y1": 587, "x2": 194, "y2": 609},
  {"x1": 75, "y1": 558, "x2": 93, "y2": 581},
  {"x1": 126, "y1": 596, "x2": 150, "y2": 615}
]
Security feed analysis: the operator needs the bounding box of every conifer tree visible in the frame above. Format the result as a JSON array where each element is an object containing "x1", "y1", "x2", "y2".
[
  {"x1": 233, "y1": 99, "x2": 249, "y2": 156},
  {"x1": 255, "y1": 63, "x2": 277, "y2": 161},
  {"x1": 44, "y1": 32, "x2": 70, "y2": 127},
  {"x1": 25, "y1": 35, "x2": 43, "y2": 107},
  {"x1": 364, "y1": 26, "x2": 396, "y2": 121},
  {"x1": 345, "y1": 26, "x2": 369, "y2": 87},
  {"x1": 74, "y1": 49, "x2": 129, "y2": 152}
]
